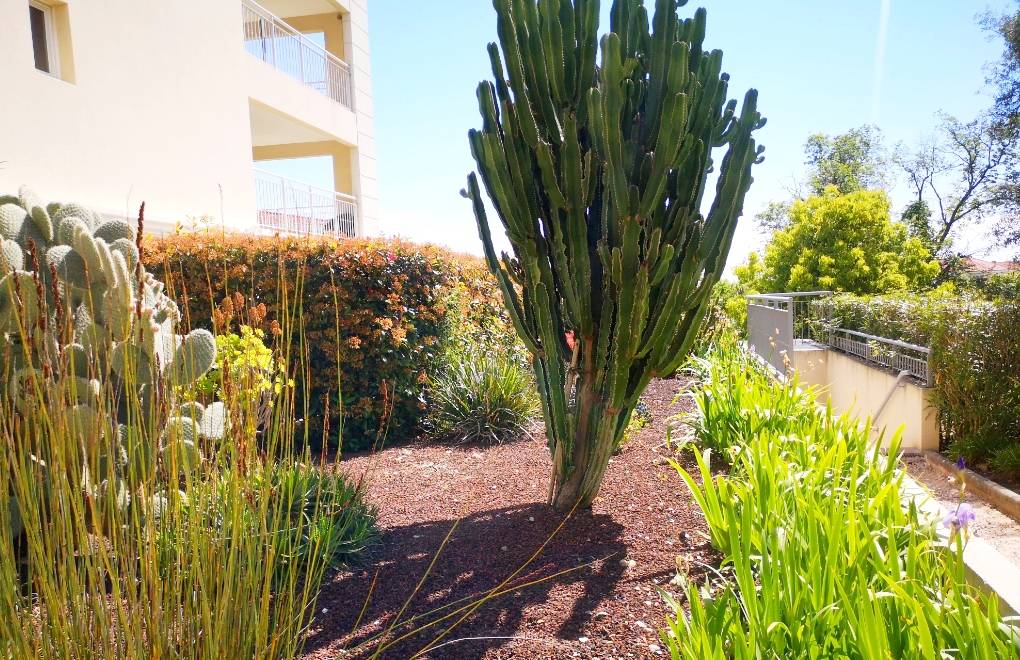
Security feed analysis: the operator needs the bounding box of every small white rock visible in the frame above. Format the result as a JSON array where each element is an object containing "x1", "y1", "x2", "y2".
[
  {"x1": 578, "y1": 636, "x2": 589, "y2": 643},
  {"x1": 649, "y1": 644, "x2": 662, "y2": 654}
]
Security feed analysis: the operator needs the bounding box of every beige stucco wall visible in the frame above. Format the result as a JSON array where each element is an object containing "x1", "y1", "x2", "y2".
[
  {"x1": 0, "y1": 0, "x2": 378, "y2": 237},
  {"x1": 0, "y1": 0, "x2": 257, "y2": 234},
  {"x1": 791, "y1": 348, "x2": 939, "y2": 452},
  {"x1": 344, "y1": 0, "x2": 380, "y2": 236},
  {"x1": 252, "y1": 142, "x2": 354, "y2": 195}
]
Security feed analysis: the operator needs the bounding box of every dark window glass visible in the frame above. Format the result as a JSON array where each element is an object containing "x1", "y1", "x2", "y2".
[{"x1": 30, "y1": 5, "x2": 50, "y2": 73}]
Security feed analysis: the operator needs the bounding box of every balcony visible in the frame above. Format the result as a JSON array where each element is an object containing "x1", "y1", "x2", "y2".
[
  {"x1": 254, "y1": 169, "x2": 358, "y2": 238},
  {"x1": 241, "y1": 0, "x2": 354, "y2": 111}
]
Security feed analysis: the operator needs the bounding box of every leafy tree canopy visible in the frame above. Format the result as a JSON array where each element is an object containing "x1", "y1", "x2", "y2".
[
  {"x1": 804, "y1": 125, "x2": 886, "y2": 195},
  {"x1": 984, "y1": 2, "x2": 1020, "y2": 126},
  {"x1": 757, "y1": 125, "x2": 886, "y2": 231},
  {"x1": 739, "y1": 188, "x2": 939, "y2": 295}
]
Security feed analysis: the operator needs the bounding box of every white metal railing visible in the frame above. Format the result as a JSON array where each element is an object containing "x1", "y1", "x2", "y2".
[
  {"x1": 253, "y1": 169, "x2": 358, "y2": 238},
  {"x1": 827, "y1": 328, "x2": 932, "y2": 385},
  {"x1": 241, "y1": 0, "x2": 355, "y2": 110},
  {"x1": 747, "y1": 291, "x2": 933, "y2": 384}
]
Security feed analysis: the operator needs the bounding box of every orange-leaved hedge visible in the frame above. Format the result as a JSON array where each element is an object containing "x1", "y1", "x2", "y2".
[{"x1": 143, "y1": 232, "x2": 509, "y2": 452}]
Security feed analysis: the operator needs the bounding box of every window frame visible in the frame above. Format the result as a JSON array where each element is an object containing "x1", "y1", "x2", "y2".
[{"x1": 29, "y1": 1, "x2": 60, "y2": 77}]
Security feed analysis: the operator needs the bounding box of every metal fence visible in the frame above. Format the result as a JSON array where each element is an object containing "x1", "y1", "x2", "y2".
[
  {"x1": 746, "y1": 290, "x2": 932, "y2": 384},
  {"x1": 253, "y1": 169, "x2": 358, "y2": 238},
  {"x1": 827, "y1": 328, "x2": 932, "y2": 385},
  {"x1": 242, "y1": 0, "x2": 355, "y2": 110}
]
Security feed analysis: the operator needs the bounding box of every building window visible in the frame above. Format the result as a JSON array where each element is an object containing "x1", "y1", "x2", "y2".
[{"x1": 29, "y1": 1, "x2": 59, "y2": 75}]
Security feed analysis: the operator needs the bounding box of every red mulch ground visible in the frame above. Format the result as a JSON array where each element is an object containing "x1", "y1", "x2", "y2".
[{"x1": 302, "y1": 378, "x2": 714, "y2": 659}]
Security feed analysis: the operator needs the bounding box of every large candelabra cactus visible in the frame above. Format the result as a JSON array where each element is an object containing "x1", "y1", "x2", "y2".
[
  {"x1": 465, "y1": 0, "x2": 764, "y2": 510},
  {"x1": 0, "y1": 188, "x2": 221, "y2": 537}
]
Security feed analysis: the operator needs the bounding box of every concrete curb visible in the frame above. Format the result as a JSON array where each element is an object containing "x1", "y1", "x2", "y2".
[
  {"x1": 900, "y1": 472, "x2": 1020, "y2": 617},
  {"x1": 922, "y1": 450, "x2": 1020, "y2": 525}
]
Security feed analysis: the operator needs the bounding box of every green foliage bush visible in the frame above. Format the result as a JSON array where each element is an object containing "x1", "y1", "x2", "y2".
[
  {"x1": 664, "y1": 342, "x2": 1020, "y2": 657},
  {"x1": 260, "y1": 463, "x2": 377, "y2": 570},
  {"x1": 738, "y1": 188, "x2": 939, "y2": 295},
  {"x1": 195, "y1": 325, "x2": 291, "y2": 406},
  {"x1": 818, "y1": 293, "x2": 1020, "y2": 475},
  {"x1": 424, "y1": 348, "x2": 537, "y2": 445},
  {"x1": 145, "y1": 234, "x2": 509, "y2": 451}
]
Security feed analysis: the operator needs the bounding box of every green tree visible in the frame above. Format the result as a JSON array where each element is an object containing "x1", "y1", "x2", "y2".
[
  {"x1": 804, "y1": 125, "x2": 885, "y2": 195},
  {"x1": 739, "y1": 188, "x2": 939, "y2": 294},
  {"x1": 894, "y1": 113, "x2": 1019, "y2": 257},
  {"x1": 984, "y1": 2, "x2": 1020, "y2": 126},
  {"x1": 757, "y1": 125, "x2": 885, "y2": 231}
]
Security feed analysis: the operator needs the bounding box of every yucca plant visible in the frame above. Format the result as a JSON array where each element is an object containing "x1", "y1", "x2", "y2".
[
  {"x1": 426, "y1": 348, "x2": 537, "y2": 445},
  {"x1": 465, "y1": 0, "x2": 765, "y2": 510}
]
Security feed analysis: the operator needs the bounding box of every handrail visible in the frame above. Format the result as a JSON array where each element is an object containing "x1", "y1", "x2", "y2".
[
  {"x1": 244, "y1": 0, "x2": 348, "y2": 70},
  {"x1": 252, "y1": 168, "x2": 357, "y2": 203},
  {"x1": 745, "y1": 290, "x2": 931, "y2": 384},
  {"x1": 826, "y1": 327, "x2": 931, "y2": 356}
]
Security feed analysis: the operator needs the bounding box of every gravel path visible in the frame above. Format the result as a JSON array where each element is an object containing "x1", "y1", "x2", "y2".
[{"x1": 302, "y1": 378, "x2": 714, "y2": 659}]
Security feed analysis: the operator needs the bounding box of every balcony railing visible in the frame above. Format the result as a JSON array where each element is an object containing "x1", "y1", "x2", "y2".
[
  {"x1": 242, "y1": 0, "x2": 355, "y2": 110},
  {"x1": 253, "y1": 169, "x2": 357, "y2": 238}
]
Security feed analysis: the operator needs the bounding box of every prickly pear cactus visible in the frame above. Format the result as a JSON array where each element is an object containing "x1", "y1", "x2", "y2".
[{"x1": 0, "y1": 188, "x2": 224, "y2": 532}]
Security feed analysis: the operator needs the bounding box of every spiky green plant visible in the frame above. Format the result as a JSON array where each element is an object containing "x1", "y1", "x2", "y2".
[
  {"x1": 664, "y1": 339, "x2": 1020, "y2": 657},
  {"x1": 464, "y1": 0, "x2": 765, "y2": 509}
]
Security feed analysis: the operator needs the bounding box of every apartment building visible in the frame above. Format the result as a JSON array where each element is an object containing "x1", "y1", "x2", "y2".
[{"x1": 0, "y1": 0, "x2": 379, "y2": 238}]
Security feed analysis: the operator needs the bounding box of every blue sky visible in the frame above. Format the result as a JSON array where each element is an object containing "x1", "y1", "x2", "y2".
[{"x1": 271, "y1": 0, "x2": 1013, "y2": 269}]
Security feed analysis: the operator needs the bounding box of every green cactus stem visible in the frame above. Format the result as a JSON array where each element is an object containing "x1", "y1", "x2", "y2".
[{"x1": 465, "y1": 0, "x2": 764, "y2": 510}]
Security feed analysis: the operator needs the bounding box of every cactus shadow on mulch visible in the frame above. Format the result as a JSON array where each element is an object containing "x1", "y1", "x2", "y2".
[{"x1": 303, "y1": 504, "x2": 627, "y2": 658}]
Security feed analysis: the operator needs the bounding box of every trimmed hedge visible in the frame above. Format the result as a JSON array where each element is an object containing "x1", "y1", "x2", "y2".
[
  {"x1": 144, "y1": 233, "x2": 508, "y2": 451},
  {"x1": 818, "y1": 294, "x2": 1020, "y2": 475}
]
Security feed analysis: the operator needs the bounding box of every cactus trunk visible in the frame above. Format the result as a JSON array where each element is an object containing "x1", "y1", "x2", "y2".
[{"x1": 466, "y1": 0, "x2": 765, "y2": 511}]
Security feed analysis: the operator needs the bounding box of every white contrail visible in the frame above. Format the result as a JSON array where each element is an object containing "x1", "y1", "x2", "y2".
[{"x1": 871, "y1": 0, "x2": 892, "y2": 123}]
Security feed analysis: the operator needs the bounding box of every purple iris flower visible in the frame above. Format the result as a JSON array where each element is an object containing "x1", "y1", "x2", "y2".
[
  {"x1": 943, "y1": 503, "x2": 977, "y2": 532},
  {"x1": 956, "y1": 456, "x2": 966, "y2": 471}
]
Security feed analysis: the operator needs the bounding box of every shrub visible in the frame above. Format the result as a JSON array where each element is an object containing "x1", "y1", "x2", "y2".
[
  {"x1": 424, "y1": 348, "x2": 537, "y2": 445},
  {"x1": 664, "y1": 342, "x2": 1020, "y2": 657},
  {"x1": 817, "y1": 294, "x2": 1020, "y2": 476},
  {"x1": 145, "y1": 233, "x2": 509, "y2": 451},
  {"x1": 258, "y1": 463, "x2": 377, "y2": 570},
  {"x1": 743, "y1": 188, "x2": 940, "y2": 294}
]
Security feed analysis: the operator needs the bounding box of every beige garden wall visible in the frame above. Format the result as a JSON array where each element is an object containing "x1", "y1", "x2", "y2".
[{"x1": 792, "y1": 347, "x2": 940, "y2": 452}]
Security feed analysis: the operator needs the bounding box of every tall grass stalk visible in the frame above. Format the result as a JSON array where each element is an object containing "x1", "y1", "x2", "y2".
[{"x1": 0, "y1": 246, "x2": 368, "y2": 658}]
